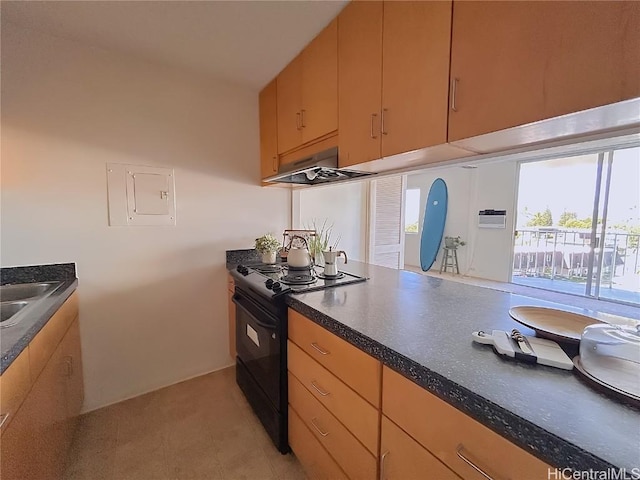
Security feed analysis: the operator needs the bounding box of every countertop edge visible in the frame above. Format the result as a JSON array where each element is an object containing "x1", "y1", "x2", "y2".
[{"x1": 285, "y1": 295, "x2": 614, "y2": 471}]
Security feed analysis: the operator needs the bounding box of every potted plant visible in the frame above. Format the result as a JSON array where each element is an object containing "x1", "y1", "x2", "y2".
[
  {"x1": 444, "y1": 236, "x2": 466, "y2": 249},
  {"x1": 255, "y1": 234, "x2": 281, "y2": 264}
]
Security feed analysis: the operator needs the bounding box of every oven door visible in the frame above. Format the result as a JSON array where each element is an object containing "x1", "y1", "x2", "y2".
[{"x1": 233, "y1": 289, "x2": 281, "y2": 408}]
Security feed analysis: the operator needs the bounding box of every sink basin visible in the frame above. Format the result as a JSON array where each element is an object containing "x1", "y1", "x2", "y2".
[
  {"x1": 0, "y1": 301, "x2": 29, "y2": 325},
  {"x1": 0, "y1": 282, "x2": 62, "y2": 302},
  {"x1": 0, "y1": 281, "x2": 63, "y2": 328}
]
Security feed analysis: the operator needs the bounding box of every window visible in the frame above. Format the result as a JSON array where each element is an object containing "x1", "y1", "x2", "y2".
[{"x1": 405, "y1": 188, "x2": 420, "y2": 233}]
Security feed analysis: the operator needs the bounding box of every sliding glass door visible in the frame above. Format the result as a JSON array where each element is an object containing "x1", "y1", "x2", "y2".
[{"x1": 513, "y1": 146, "x2": 640, "y2": 306}]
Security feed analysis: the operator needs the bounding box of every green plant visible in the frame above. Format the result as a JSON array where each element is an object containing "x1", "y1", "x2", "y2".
[
  {"x1": 254, "y1": 234, "x2": 281, "y2": 254},
  {"x1": 444, "y1": 236, "x2": 466, "y2": 248},
  {"x1": 304, "y1": 219, "x2": 336, "y2": 256}
]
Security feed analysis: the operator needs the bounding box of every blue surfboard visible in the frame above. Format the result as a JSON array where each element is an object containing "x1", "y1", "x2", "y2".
[{"x1": 420, "y1": 178, "x2": 448, "y2": 271}]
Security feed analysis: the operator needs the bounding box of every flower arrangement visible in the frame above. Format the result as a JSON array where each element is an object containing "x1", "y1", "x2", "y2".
[
  {"x1": 444, "y1": 236, "x2": 466, "y2": 249},
  {"x1": 304, "y1": 219, "x2": 340, "y2": 258},
  {"x1": 255, "y1": 234, "x2": 281, "y2": 254}
]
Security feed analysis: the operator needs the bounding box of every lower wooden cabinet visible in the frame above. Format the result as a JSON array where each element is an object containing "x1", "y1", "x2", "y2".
[
  {"x1": 0, "y1": 293, "x2": 84, "y2": 480},
  {"x1": 380, "y1": 416, "x2": 459, "y2": 480},
  {"x1": 288, "y1": 406, "x2": 348, "y2": 480}
]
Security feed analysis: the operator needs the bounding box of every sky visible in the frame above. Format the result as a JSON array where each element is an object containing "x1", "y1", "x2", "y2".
[{"x1": 516, "y1": 146, "x2": 640, "y2": 229}]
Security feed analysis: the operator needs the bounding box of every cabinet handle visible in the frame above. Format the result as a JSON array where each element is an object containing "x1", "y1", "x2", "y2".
[
  {"x1": 296, "y1": 112, "x2": 301, "y2": 130},
  {"x1": 300, "y1": 109, "x2": 306, "y2": 128},
  {"x1": 64, "y1": 355, "x2": 73, "y2": 377},
  {"x1": 381, "y1": 109, "x2": 388, "y2": 135},
  {"x1": 451, "y1": 78, "x2": 459, "y2": 112},
  {"x1": 370, "y1": 113, "x2": 378, "y2": 139},
  {"x1": 310, "y1": 380, "x2": 330, "y2": 396},
  {"x1": 0, "y1": 413, "x2": 9, "y2": 429},
  {"x1": 272, "y1": 156, "x2": 277, "y2": 173},
  {"x1": 379, "y1": 450, "x2": 389, "y2": 480},
  {"x1": 310, "y1": 417, "x2": 329, "y2": 437},
  {"x1": 311, "y1": 342, "x2": 330, "y2": 355},
  {"x1": 456, "y1": 444, "x2": 494, "y2": 480}
]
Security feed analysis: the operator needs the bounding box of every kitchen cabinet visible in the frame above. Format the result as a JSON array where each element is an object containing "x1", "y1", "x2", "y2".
[
  {"x1": 259, "y1": 79, "x2": 278, "y2": 179},
  {"x1": 287, "y1": 309, "x2": 381, "y2": 479},
  {"x1": 0, "y1": 293, "x2": 83, "y2": 480},
  {"x1": 277, "y1": 19, "x2": 338, "y2": 156},
  {"x1": 448, "y1": 1, "x2": 640, "y2": 142},
  {"x1": 382, "y1": 366, "x2": 552, "y2": 480},
  {"x1": 227, "y1": 274, "x2": 235, "y2": 359},
  {"x1": 380, "y1": 416, "x2": 460, "y2": 480},
  {"x1": 338, "y1": 1, "x2": 452, "y2": 168}
]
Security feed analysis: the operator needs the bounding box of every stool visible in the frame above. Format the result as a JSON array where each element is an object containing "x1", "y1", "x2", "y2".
[{"x1": 439, "y1": 247, "x2": 459, "y2": 274}]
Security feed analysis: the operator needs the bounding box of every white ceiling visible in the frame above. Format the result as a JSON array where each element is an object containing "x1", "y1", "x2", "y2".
[{"x1": 1, "y1": 0, "x2": 348, "y2": 89}]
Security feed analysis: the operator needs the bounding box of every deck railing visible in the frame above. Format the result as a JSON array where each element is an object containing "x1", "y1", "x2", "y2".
[{"x1": 512, "y1": 228, "x2": 640, "y2": 288}]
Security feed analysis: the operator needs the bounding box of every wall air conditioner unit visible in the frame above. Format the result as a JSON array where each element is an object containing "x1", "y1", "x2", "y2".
[{"x1": 478, "y1": 210, "x2": 507, "y2": 229}]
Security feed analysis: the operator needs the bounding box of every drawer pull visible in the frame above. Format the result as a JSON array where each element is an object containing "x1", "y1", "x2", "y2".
[
  {"x1": 310, "y1": 380, "x2": 330, "y2": 397},
  {"x1": 379, "y1": 450, "x2": 389, "y2": 480},
  {"x1": 0, "y1": 413, "x2": 9, "y2": 429},
  {"x1": 311, "y1": 342, "x2": 330, "y2": 355},
  {"x1": 451, "y1": 78, "x2": 459, "y2": 112},
  {"x1": 456, "y1": 444, "x2": 494, "y2": 480},
  {"x1": 310, "y1": 417, "x2": 329, "y2": 437}
]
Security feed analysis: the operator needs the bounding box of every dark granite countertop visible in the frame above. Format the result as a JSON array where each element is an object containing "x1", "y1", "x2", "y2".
[
  {"x1": 1, "y1": 263, "x2": 78, "y2": 374},
  {"x1": 225, "y1": 249, "x2": 639, "y2": 471},
  {"x1": 283, "y1": 261, "x2": 640, "y2": 471}
]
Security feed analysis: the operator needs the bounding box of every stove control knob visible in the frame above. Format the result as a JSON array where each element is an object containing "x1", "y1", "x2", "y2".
[
  {"x1": 272, "y1": 282, "x2": 282, "y2": 292},
  {"x1": 265, "y1": 279, "x2": 274, "y2": 289},
  {"x1": 236, "y1": 265, "x2": 243, "y2": 273},
  {"x1": 238, "y1": 265, "x2": 249, "y2": 276}
]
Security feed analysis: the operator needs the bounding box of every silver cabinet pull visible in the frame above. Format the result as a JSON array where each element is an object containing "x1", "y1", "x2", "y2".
[
  {"x1": 311, "y1": 342, "x2": 330, "y2": 355},
  {"x1": 300, "y1": 109, "x2": 306, "y2": 128},
  {"x1": 379, "y1": 450, "x2": 389, "y2": 480},
  {"x1": 272, "y1": 156, "x2": 277, "y2": 174},
  {"x1": 310, "y1": 380, "x2": 330, "y2": 396},
  {"x1": 370, "y1": 113, "x2": 378, "y2": 139},
  {"x1": 64, "y1": 355, "x2": 73, "y2": 377},
  {"x1": 0, "y1": 413, "x2": 9, "y2": 429},
  {"x1": 451, "y1": 78, "x2": 459, "y2": 112},
  {"x1": 456, "y1": 444, "x2": 494, "y2": 480},
  {"x1": 310, "y1": 417, "x2": 329, "y2": 437},
  {"x1": 296, "y1": 112, "x2": 301, "y2": 130},
  {"x1": 381, "y1": 109, "x2": 388, "y2": 135}
]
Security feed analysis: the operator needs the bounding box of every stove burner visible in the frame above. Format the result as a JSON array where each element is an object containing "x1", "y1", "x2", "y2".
[
  {"x1": 317, "y1": 271, "x2": 345, "y2": 280},
  {"x1": 253, "y1": 264, "x2": 284, "y2": 274},
  {"x1": 280, "y1": 267, "x2": 317, "y2": 285}
]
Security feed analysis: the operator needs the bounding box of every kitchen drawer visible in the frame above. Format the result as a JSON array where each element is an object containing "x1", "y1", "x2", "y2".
[
  {"x1": 29, "y1": 292, "x2": 78, "y2": 383},
  {"x1": 381, "y1": 415, "x2": 460, "y2": 480},
  {"x1": 0, "y1": 348, "x2": 31, "y2": 435},
  {"x1": 289, "y1": 372, "x2": 377, "y2": 480},
  {"x1": 382, "y1": 367, "x2": 552, "y2": 480},
  {"x1": 288, "y1": 340, "x2": 379, "y2": 455},
  {"x1": 288, "y1": 308, "x2": 381, "y2": 407},
  {"x1": 289, "y1": 406, "x2": 348, "y2": 480}
]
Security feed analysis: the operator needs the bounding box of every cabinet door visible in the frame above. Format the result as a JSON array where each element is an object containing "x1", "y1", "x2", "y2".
[
  {"x1": 338, "y1": 1, "x2": 383, "y2": 168},
  {"x1": 259, "y1": 79, "x2": 279, "y2": 178},
  {"x1": 381, "y1": 1, "x2": 452, "y2": 157},
  {"x1": 301, "y1": 18, "x2": 338, "y2": 144},
  {"x1": 277, "y1": 54, "x2": 303, "y2": 153},
  {"x1": 380, "y1": 416, "x2": 460, "y2": 480},
  {"x1": 448, "y1": 1, "x2": 640, "y2": 142}
]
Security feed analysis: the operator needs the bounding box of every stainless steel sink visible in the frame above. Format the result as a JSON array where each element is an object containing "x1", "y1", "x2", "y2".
[
  {"x1": 0, "y1": 282, "x2": 62, "y2": 302},
  {"x1": 0, "y1": 281, "x2": 63, "y2": 328},
  {"x1": 0, "y1": 301, "x2": 29, "y2": 325}
]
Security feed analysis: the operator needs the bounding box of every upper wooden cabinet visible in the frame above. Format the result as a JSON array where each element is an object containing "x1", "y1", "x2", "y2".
[
  {"x1": 339, "y1": 1, "x2": 453, "y2": 168},
  {"x1": 259, "y1": 79, "x2": 278, "y2": 179},
  {"x1": 277, "y1": 19, "x2": 338, "y2": 154},
  {"x1": 448, "y1": 0, "x2": 640, "y2": 142}
]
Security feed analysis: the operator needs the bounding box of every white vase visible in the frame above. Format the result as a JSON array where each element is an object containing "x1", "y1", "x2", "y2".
[{"x1": 261, "y1": 251, "x2": 277, "y2": 264}]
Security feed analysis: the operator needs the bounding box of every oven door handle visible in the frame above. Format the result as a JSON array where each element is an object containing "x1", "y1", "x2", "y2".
[{"x1": 233, "y1": 295, "x2": 277, "y2": 330}]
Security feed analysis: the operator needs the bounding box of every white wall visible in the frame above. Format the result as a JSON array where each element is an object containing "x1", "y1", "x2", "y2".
[
  {"x1": 404, "y1": 162, "x2": 518, "y2": 282},
  {"x1": 1, "y1": 24, "x2": 290, "y2": 412},
  {"x1": 296, "y1": 182, "x2": 367, "y2": 262}
]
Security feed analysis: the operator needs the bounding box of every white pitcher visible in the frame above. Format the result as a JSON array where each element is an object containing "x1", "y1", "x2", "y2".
[{"x1": 323, "y1": 248, "x2": 347, "y2": 276}]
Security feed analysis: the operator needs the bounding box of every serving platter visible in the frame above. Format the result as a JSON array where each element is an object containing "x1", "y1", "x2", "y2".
[{"x1": 508, "y1": 306, "x2": 604, "y2": 344}]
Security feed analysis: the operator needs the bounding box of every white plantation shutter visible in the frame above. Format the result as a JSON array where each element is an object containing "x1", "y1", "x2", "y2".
[{"x1": 368, "y1": 175, "x2": 406, "y2": 269}]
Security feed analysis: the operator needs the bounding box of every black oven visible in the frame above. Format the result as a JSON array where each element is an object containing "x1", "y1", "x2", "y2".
[{"x1": 233, "y1": 286, "x2": 288, "y2": 453}]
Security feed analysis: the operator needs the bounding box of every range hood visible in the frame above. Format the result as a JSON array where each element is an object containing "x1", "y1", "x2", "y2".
[{"x1": 264, "y1": 147, "x2": 375, "y2": 185}]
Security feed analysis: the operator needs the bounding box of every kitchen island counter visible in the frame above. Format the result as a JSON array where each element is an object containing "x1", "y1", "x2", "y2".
[{"x1": 285, "y1": 261, "x2": 640, "y2": 472}]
